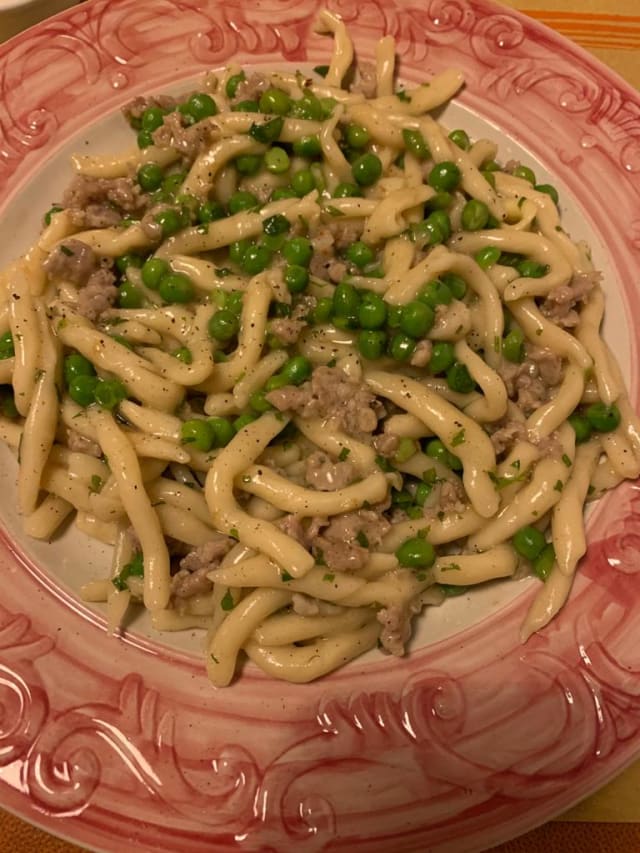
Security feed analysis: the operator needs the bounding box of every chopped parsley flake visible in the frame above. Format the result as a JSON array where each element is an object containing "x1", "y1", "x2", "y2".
[
  {"x1": 112, "y1": 551, "x2": 144, "y2": 591},
  {"x1": 451, "y1": 429, "x2": 466, "y2": 447},
  {"x1": 355, "y1": 530, "x2": 369, "y2": 548},
  {"x1": 221, "y1": 589, "x2": 235, "y2": 611}
]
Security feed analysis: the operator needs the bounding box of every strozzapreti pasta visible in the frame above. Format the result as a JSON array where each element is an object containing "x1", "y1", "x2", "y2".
[{"x1": 1, "y1": 9, "x2": 638, "y2": 684}]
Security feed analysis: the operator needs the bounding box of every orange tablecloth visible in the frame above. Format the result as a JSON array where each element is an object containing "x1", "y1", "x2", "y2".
[{"x1": 0, "y1": 0, "x2": 639, "y2": 850}]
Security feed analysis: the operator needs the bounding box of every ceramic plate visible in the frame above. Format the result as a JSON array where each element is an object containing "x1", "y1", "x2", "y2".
[{"x1": 0, "y1": 1, "x2": 639, "y2": 851}]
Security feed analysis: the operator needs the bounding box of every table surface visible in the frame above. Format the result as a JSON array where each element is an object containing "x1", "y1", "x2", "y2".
[{"x1": 0, "y1": 0, "x2": 639, "y2": 850}]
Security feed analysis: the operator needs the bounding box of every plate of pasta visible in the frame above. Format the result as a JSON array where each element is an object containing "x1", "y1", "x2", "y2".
[{"x1": 1, "y1": 0, "x2": 640, "y2": 851}]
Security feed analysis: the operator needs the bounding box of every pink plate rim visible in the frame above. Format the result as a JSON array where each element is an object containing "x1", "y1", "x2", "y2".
[{"x1": 1, "y1": 1, "x2": 640, "y2": 851}]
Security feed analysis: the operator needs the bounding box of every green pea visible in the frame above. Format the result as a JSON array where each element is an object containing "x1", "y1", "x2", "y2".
[
  {"x1": 264, "y1": 373, "x2": 289, "y2": 391},
  {"x1": 197, "y1": 200, "x2": 225, "y2": 224},
  {"x1": 345, "y1": 241, "x2": 374, "y2": 269},
  {"x1": 225, "y1": 71, "x2": 245, "y2": 99},
  {"x1": 414, "y1": 481, "x2": 432, "y2": 507},
  {"x1": 389, "y1": 332, "x2": 416, "y2": 362},
  {"x1": 427, "y1": 161, "x2": 461, "y2": 192},
  {"x1": 292, "y1": 134, "x2": 322, "y2": 158},
  {"x1": 173, "y1": 346, "x2": 193, "y2": 364},
  {"x1": 568, "y1": 413, "x2": 592, "y2": 443},
  {"x1": 426, "y1": 192, "x2": 453, "y2": 212},
  {"x1": 483, "y1": 159, "x2": 501, "y2": 172},
  {"x1": 270, "y1": 187, "x2": 297, "y2": 201},
  {"x1": 283, "y1": 264, "x2": 309, "y2": 294},
  {"x1": 233, "y1": 412, "x2": 259, "y2": 431},
  {"x1": 228, "y1": 191, "x2": 259, "y2": 214},
  {"x1": 224, "y1": 291, "x2": 244, "y2": 315},
  {"x1": 438, "y1": 583, "x2": 468, "y2": 597},
  {"x1": 241, "y1": 244, "x2": 272, "y2": 275},
  {"x1": 312, "y1": 297, "x2": 333, "y2": 324},
  {"x1": 0, "y1": 332, "x2": 14, "y2": 360},
  {"x1": 512, "y1": 525, "x2": 546, "y2": 561},
  {"x1": 141, "y1": 106, "x2": 165, "y2": 132},
  {"x1": 428, "y1": 210, "x2": 452, "y2": 241},
  {"x1": 208, "y1": 309, "x2": 239, "y2": 341},
  {"x1": 291, "y1": 169, "x2": 316, "y2": 197},
  {"x1": 585, "y1": 402, "x2": 621, "y2": 433},
  {"x1": 332, "y1": 282, "x2": 361, "y2": 319},
  {"x1": 461, "y1": 199, "x2": 490, "y2": 231},
  {"x1": 448, "y1": 129, "x2": 471, "y2": 150},
  {"x1": 428, "y1": 342, "x2": 455, "y2": 375},
  {"x1": 185, "y1": 93, "x2": 218, "y2": 123},
  {"x1": 154, "y1": 208, "x2": 182, "y2": 238},
  {"x1": 358, "y1": 330, "x2": 387, "y2": 360},
  {"x1": 425, "y1": 438, "x2": 462, "y2": 470},
  {"x1": 290, "y1": 92, "x2": 323, "y2": 121},
  {"x1": 209, "y1": 416, "x2": 236, "y2": 447},
  {"x1": 141, "y1": 257, "x2": 169, "y2": 290},
  {"x1": 233, "y1": 99, "x2": 260, "y2": 113},
  {"x1": 332, "y1": 182, "x2": 361, "y2": 198},
  {"x1": 181, "y1": 418, "x2": 215, "y2": 451},
  {"x1": 229, "y1": 238, "x2": 250, "y2": 264},
  {"x1": 320, "y1": 97, "x2": 337, "y2": 118},
  {"x1": 394, "y1": 437, "x2": 418, "y2": 464},
  {"x1": 68, "y1": 374, "x2": 98, "y2": 407},
  {"x1": 533, "y1": 543, "x2": 555, "y2": 581},
  {"x1": 235, "y1": 153, "x2": 262, "y2": 175},
  {"x1": 161, "y1": 171, "x2": 187, "y2": 197},
  {"x1": 386, "y1": 305, "x2": 403, "y2": 329},
  {"x1": 410, "y1": 214, "x2": 446, "y2": 248},
  {"x1": 261, "y1": 232, "x2": 287, "y2": 254},
  {"x1": 474, "y1": 246, "x2": 501, "y2": 269},
  {"x1": 259, "y1": 88, "x2": 291, "y2": 115},
  {"x1": 513, "y1": 164, "x2": 536, "y2": 184},
  {"x1": 352, "y1": 152, "x2": 382, "y2": 187},
  {"x1": 446, "y1": 362, "x2": 475, "y2": 393},
  {"x1": 517, "y1": 259, "x2": 548, "y2": 278},
  {"x1": 502, "y1": 328, "x2": 525, "y2": 363},
  {"x1": 481, "y1": 170, "x2": 496, "y2": 189},
  {"x1": 137, "y1": 129, "x2": 154, "y2": 149},
  {"x1": 115, "y1": 253, "x2": 143, "y2": 274},
  {"x1": 400, "y1": 300, "x2": 435, "y2": 338},
  {"x1": 158, "y1": 272, "x2": 194, "y2": 304},
  {"x1": 64, "y1": 353, "x2": 95, "y2": 385},
  {"x1": 118, "y1": 280, "x2": 144, "y2": 308},
  {"x1": 137, "y1": 162, "x2": 164, "y2": 192},
  {"x1": 402, "y1": 128, "x2": 430, "y2": 160},
  {"x1": 282, "y1": 237, "x2": 313, "y2": 267},
  {"x1": 419, "y1": 279, "x2": 452, "y2": 309},
  {"x1": 395, "y1": 536, "x2": 436, "y2": 569},
  {"x1": 345, "y1": 123, "x2": 370, "y2": 149},
  {"x1": 264, "y1": 146, "x2": 290, "y2": 173},
  {"x1": 248, "y1": 389, "x2": 273, "y2": 414},
  {"x1": 43, "y1": 205, "x2": 63, "y2": 227},
  {"x1": 440, "y1": 272, "x2": 467, "y2": 299},
  {"x1": 280, "y1": 355, "x2": 312, "y2": 386},
  {"x1": 358, "y1": 293, "x2": 387, "y2": 329},
  {"x1": 535, "y1": 183, "x2": 559, "y2": 205},
  {"x1": 94, "y1": 379, "x2": 127, "y2": 410},
  {"x1": 0, "y1": 390, "x2": 18, "y2": 419}
]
